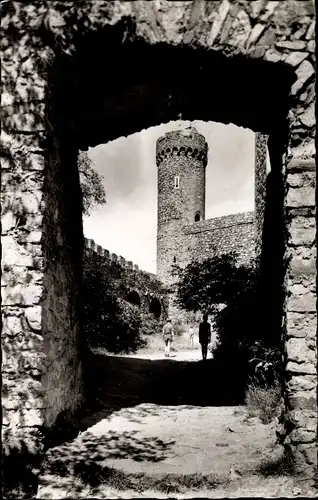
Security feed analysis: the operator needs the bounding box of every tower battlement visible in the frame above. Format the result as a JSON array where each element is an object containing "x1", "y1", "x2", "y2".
[{"x1": 156, "y1": 126, "x2": 208, "y2": 166}]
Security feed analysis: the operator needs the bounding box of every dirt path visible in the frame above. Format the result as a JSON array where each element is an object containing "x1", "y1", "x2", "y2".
[{"x1": 37, "y1": 352, "x2": 317, "y2": 498}]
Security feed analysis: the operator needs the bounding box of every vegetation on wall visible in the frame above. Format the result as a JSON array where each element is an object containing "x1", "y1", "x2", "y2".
[{"x1": 82, "y1": 250, "x2": 146, "y2": 354}]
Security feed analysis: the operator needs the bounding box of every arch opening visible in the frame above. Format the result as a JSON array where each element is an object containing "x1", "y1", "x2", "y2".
[
  {"x1": 149, "y1": 298, "x2": 162, "y2": 319},
  {"x1": 127, "y1": 290, "x2": 141, "y2": 308}
]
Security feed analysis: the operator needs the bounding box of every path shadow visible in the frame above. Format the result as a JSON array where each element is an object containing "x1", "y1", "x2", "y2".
[
  {"x1": 80, "y1": 352, "x2": 244, "y2": 427},
  {"x1": 46, "y1": 351, "x2": 246, "y2": 449}
]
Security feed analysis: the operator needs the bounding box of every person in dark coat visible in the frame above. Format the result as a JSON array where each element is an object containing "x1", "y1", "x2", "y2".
[{"x1": 199, "y1": 314, "x2": 211, "y2": 360}]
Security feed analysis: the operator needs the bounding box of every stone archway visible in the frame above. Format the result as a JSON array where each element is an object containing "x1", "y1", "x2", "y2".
[{"x1": 1, "y1": 2, "x2": 316, "y2": 495}]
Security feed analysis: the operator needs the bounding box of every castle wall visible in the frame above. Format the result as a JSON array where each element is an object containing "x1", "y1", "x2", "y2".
[
  {"x1": 84, "y1": 238, "x2": 169, "y2": 318},
  {"x1": 183, "y1": 212, "x2": 256, "y2": 267}
]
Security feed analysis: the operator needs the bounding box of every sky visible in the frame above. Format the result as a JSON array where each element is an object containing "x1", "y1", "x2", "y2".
[{"x1": 83, "y1": 120, "x2": 255, "y2": 274}]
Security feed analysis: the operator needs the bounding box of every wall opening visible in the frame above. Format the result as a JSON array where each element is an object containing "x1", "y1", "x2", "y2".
[
  {"x1": 174, "y1": 176, "x2": 180, "y2": 189},
  {"x1": 127, "y1": 290, "x2": 141, "y2": 308},
  {"x1": 194, "y1": 212, "x2": 201, "y2": 222},
  {"x1": 149, "y1": 298, "x2": 162, "y2": 319}
]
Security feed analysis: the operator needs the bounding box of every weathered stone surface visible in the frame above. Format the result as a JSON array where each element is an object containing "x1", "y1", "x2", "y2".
[
  {"x1": 285, "y1": 311, "x2": 316, "y2": 338},
  {"x1": 288, "y1": 392, "x2": 317, "y2": 411},
  {"x1": 299, "y1": 102, "x2": 315, "y2": 128},
  {"x1": 286, "y1": 287, "x2": 316, "y2": 313},
  {"x1": 289, "y1": 215, "x2": 315, "y2": 246},
  {"x1": 307, "y1": 39, "x2": 315, "y2": 52},
  {"x1": 286, "y1": 169, "x2": 315, "y2": 186},
  {"x1": 286, "y1": 337, "x2": 315, "y2": 364},
  {"x1": 285, "y1": 51, "x2": 309, "y2": 67},
  {"x1": 286, "y1": 361, "x2": 316, "y2": 375},
  {"x1": 286, "y1": 186, "x2": 315, "y2": 208},
  {"x1": 288, "y1": 246, "x2": 316, "y2": 277},
  {"x1": 276, "y1": 40, "x2": 307, "y2": 50},
  {"x1": 292, "y1": 443, "x2": 317, "y2": 468},
  {"x1": 2, "y1": 284, "x2": 43, "y2": 306},
  {"x1": 287, "y1": 376, "x2": 316, "y2": 392},
  {"x1": 291, "y1": 60, "x2": 315, "y2": 95},
  {"x1": 25, "y1": 306, "x2": 42, "y2": 332},
  {"x1": 3, "y1": 408, "x2": 43, "y2": 428},
  {"x1": 289, "y1": 429, "x2": 316, "y2": 444}
]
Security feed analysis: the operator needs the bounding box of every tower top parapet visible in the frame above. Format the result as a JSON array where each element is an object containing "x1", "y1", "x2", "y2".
[{"x1": 156, "y1": 126, "x2": 208, "y2": 166}]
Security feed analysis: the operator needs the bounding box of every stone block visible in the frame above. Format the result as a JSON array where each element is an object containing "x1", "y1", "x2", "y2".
[
  {"x1": 293, "y1": 444, "x2": 318, "y2": 468},
  {"x1": 286, "y1": 337, "x2": 315, "y2": 364},
  {"x1": 25, "y1": 306, "x2": 42, "y2": 332},
  {"x1": 1, "y1": 236, "x2": 43, "y2": 267},
  {"x1": 1, "y1": 103, "x2": 46, "y2": 133},
  {"x1": 291, "y1": 60, "x2": 315, "y2": 95},
  {"x1": 2, "y1": 426, "x2": 44, "y2": 455},
  {"x1": 286, "y1": 361, "x2": 316, "y2": 375},
  {"x1": 3, "y1": 408, "x2": 43, "y2": 428},
  {"x1": 1, "y1": 284, "x2": 43, "y2": 306},
  {"x1": 299, "y1": 103, "x2": 315, "y2": 128},
  {"x1": 2, "y1": 378, "x2": 45, "y2": 410},
  {"x1": 289, "y1": 429, "x2": 316, "y2": 444},
  {"x1": 287, "y1": 375, "x2": 316, "y2": 392},
  {"x1": 286, "y1": 311, "x2": 316, "y2": 338},
  {"x1": 286, "y1": 186, "x2": 315, "y2": 208},
  {"x1": 276, "y1": 40, "x2": 306, "y2": 50},
  {"x1": 2, "y1": 190, "x2": 44, "y2": 215},
  {"x1": 288, "y1": 215, "x2": 315, "y2": 245},
  {"x1": 288, "y1": 253, "x2": 316, "y2": 278},
  {"x1": 288, "y1": 392, "x2": 317, "y2": 411},
  {"x1": 307, "y1": 39, "x2": 315, "y2": 52},
  {"x1": 1, "y1": 170, "x2": 44, "y2": 192},
  {"x1": 1, "y1": 130, "x2": 46, "y2": 155},
  {"x1": 1, "y1": 315, "x2": 24, "y2": 338},
  {"x1": 306, "y1": 21, "x2": 315, "y2": 40},
  {"x1": 285, "y1": 51, "x2": 309, "y2": 67},
  {"x1": 286, "y1": 289, "x2": 316, "y2": 313},
  {"x1": 2, "y1": 268, "x2": 43, "y2": 288}
]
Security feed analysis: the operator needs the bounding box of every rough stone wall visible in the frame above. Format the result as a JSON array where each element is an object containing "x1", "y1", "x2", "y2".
[
  {"x1": 41, "y1": 140, "x2": 84, "y2": 431},
  {"x1": 84, "y1": 238, "x2": 169, "y2": 319},
  {"x1": 255, "y1": 133, "x2": 269, "y2": 261},
  {"x1": 1, "y1": 0, "x2": 316, "y2": 491},
  {"x1": 184, "y1": 212, "x2": 256, "y2": 267},
  {"x1": 283, "y1": 159, "x2": 316, "y2": 472}
]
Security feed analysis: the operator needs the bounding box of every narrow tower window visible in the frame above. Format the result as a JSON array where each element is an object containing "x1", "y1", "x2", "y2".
[
  {"x1": 173, "y1": 256, "x2": 177, "y2": 263},
  {"x1": 174, "y1": 176, "x2": 180, "y2": 189},
  {"x1": 195, "y1": 212, "x2": 201, "y2": 222}
]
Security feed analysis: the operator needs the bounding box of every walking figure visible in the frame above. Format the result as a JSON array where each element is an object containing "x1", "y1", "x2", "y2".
[
  {"x1": 189, "y1": 325, "x2": 194, "y2": 348},
  {"x1": 162, "y1": 319, "x2": 174, "y2": 357},
  {"x1": 199, "y1": 314, "x2": 211, "y2": 360}
]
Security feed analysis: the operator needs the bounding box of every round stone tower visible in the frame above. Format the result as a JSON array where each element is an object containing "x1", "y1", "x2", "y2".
[{"x1": 156, "y1": 125, "x2": 208, "y2": 287}]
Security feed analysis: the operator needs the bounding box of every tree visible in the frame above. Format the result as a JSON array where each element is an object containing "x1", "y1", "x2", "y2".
[
  {"x1": 78, "y1": 150, "x2": 106, "y2": 216},
  {"x1": 173, "y1": 252, "x2": 257, "y2": 316},
  {"x1": 174, "y1": 253, "x2": 282, "y2": 388}
]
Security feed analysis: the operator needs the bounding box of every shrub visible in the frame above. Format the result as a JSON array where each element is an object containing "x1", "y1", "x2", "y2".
[
  {"x1": 82, "y1": 250, "x2": 145, "y2": 354},
  {"x1": 173, "y1": 318, "x2": 186, "y2": 336},
  {"x1": 245, "y1": 381, "x2": 282, "y2": 424}
]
